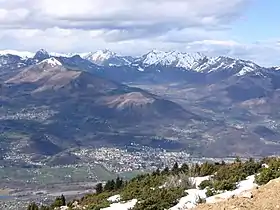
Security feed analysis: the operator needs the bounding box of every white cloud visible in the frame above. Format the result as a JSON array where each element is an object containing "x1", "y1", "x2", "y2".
[
  {"x1": 186, "y1": 39, "x2": 280, "y2": 66},
  {"x1": 0, "y1": 0, "x2": 250, "y2": 32},
  {"x1": 0, "y1": 0, "x2": 279, "y2": 66}
]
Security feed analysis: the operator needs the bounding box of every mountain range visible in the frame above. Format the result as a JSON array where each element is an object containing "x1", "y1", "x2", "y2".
[
  {"x1": 1, "y1": 48, "x2": 280, "y2": 160},
  {"x1": 1, "y1": 49, "x2": 279, "y2": 83}
]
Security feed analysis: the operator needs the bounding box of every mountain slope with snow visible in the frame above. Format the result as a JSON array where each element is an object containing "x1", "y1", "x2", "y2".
[{"x1": 198, "y1": 56, "x2": 263, "y2": 76}]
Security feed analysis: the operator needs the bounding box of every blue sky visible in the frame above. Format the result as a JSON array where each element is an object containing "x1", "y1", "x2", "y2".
[
  {"x1": 0, "y1": 0, "x2": 279, "y2": 66},
  {"x1": 232, "y1": 0, "x2": 280, "y2": 42}
]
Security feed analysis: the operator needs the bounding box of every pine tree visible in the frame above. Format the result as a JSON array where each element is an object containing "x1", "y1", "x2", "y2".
[
  {"x1": 115, "y1": 177, "x2": 123, "y2": 190},
  {"x1": 27, "y1": 202, "x2": 39, "y2": 210},
  {"x1": 161, "y1": 166, "x2": 169, "y2": 175},
  {"x1": 234, "y1": 156, "x2": 241, "y2": 163},
  {"x1": 39, "y1": 206, "x2": 51, "y2": 210},
  {"x1": 61, "y1": 194, "x2": 66, "y2": 206},
  {"x1": 191, "y1": 163, "x2": 201, "y2": 176},
  {"x1": 200, "y1": 162, "x2": 215, "y2": 176},
  {"x1": 50, "y1": 196, "x2": 64, "y2": 208},
  {"x1": 172, "y1": 162, "x2": 179, "y2": 174},
  {"x1": 152, "y1": 168, "x2": 161, "y2": 176},
  {"x1": 95, "y1": 183, "x2": 103, "y2": 194},
  {"x1": 104, "y1": 180, "x2": 111, "y2": 191},
  {"x1": 110, "y1": 179, "x2": 116, "y2": 191},
  {"x1": 104, "y1": 180, "x2": 116, "y2": 191},
  {"x1": 181, "y1": 163, "x2": 189, "y2": 173}
]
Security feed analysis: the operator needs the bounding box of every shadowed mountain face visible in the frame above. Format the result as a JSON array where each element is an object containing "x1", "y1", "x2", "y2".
[
  {"x1": 5, "y1": 60, "x2": 193, "y2": 121},
  {"x1": 1, "y1": 60, "x2": 206, "y2": 157}
]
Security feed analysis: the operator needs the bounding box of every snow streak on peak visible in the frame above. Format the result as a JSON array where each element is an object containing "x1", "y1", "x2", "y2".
[{"x1": 39, "y1": 57, "x2": 62, "y2": 67}]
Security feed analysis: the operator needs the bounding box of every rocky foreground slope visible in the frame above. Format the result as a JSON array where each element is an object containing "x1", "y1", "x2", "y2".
[{"x1": 196, "y1": 177, "x2": 280, "y2": 210}]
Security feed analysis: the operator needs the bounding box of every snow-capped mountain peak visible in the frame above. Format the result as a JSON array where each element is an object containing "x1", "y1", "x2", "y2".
[
  {"x1": 140, "y1": 50, "x2": 206, "y2": 69},
  {"x1": 80, "y1": 50, "x2": 135, "y2": 66},
  {"x1": 191, "y1": 55, "x2": 263, "y2": 77},
  {"x1": 34, "y1": 49, "x2": 50, "y2": 60},
  {"x1": 141, "y1": 50, "x2": 168, "y2": 65},
  {"x1": 82, "y1": 50, "x2": 116, "y2": 62},
  {"x1": 38, "y1": 57, "x2": 62, "y2": 67},
  {"x1": 1, "y1": 48, "x2": 279, "y2": 80}
]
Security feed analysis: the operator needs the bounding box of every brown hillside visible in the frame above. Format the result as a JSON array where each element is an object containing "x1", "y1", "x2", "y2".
[{"x1": 195, "y1": 178, "x2": 280, "y2": 210}]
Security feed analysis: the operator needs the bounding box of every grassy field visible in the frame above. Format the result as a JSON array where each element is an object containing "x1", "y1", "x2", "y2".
[
  {"x1": 119, "y1": 170, "x2": 149, "y2": 180},
  {"x1": 0, "y1": 188, "x2": 12, "y2": 195},
  {"x1": 93, "y1": 164, "x2": 116, "y2": 181},
  {"x1": 0, "y1": 164, "x2": 116, "y2": 187}
]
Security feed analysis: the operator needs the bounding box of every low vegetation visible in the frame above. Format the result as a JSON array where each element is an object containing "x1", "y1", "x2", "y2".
[
  {"x1": 197, "y1": 158, "x2": 263, "y2": 195},
  {"x1": 255, "y1": 157, "x2": 280, "y2": 185},
  {"x1": 27, "y1": 157, "x2": 280, "y2": 210}
]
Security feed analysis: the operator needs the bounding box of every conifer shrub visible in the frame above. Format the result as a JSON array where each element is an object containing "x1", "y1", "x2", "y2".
[
  {"x1": 255, "y1": 158, "x2": 280, "y2": 185},
  {"x1": 132, "y1": 187, "x2": 186, "y2": 210},
  {"x1": 88, "y1": 202, "x2": 110, "y2": 210},
  {"x1": 198, "y1": 180, "x2": 213, "y2": 190},
  {"x1": 205, "y1": 188, "x2": 215, "y2": 197},
  {"x1": 39, "y1": 206, "x2": 51, "y2": 210},
  {"x1": 27, "y1": 203, "x2": 39, "y2": 210},
  {"x1": 165, "y1": 173, "x2": 194, "y2": 189},
  {"x1": 50, "y1": 195, "x2": 66, "y2": 209},
  {"x1": 213, "y1": 180, "x2": 236, "y2": 191}
]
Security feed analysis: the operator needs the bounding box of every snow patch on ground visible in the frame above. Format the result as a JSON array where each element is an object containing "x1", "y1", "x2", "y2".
[
  {"x1": 169, "y1": 189, "x2": 207, "y2": 210},
  {"x1": 206, "y1": 175, "x2": 257, "y2": 203},
  {"x1": 169, "y1": 175, "x2": 257, "y2": 209},
  {"x1": 262, "y1": 163, "x2": 269, "y2": 168},
  {"x1": 189, "y1": 176, "x2": 212, "y2": 189},
  {"x1": 101, "y1": 199, "x2": 137, "y2": 210},
  {"x1": 107, "y1": 195, "x2": 121, "y2": 203}
]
